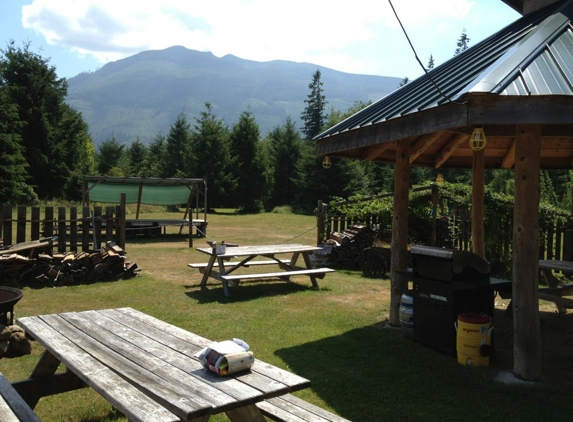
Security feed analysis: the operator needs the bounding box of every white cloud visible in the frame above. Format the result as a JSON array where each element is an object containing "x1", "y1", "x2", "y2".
[{"x1": 21, "y1": 0, "x2": 517, "y2": 77}]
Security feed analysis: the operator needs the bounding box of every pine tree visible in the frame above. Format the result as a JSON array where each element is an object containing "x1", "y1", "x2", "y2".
[
  {"x1": 127, "y1": 137, "x2": 148, "y2": 177},
  {"x1": 97, "y1": 136, "x2": 125, "y2": 175},
  {"x1": 427, "y1": 54, "x2": 435, "y2": 70},
  {"x1": 270, "y1": 117, "x2": 303, "y2": 207},
  {"x1": 229, "y1": 110, "x2": 265, "y2": 213},
  {"x1": 300, "y1": 70, "x2": 327, "y2": 141},
  {"x1": 454, "y1": 28, "x2": 470, "y2": 55},
  {"x1": 164, "y1": 112, "x2": 192, "y2": 178},
  {"x1": 0, "y1": 88, "x2": 34, "y2": 203},
  {"x1": 0, "y1": 41, "x2": 92, "y2": 199},
  {"x1": 191, "y1": 103, "x2": 233, "y2": 207}
]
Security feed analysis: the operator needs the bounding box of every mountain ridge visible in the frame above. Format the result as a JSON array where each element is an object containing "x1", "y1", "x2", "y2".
[{"x1": 65, "y1": 46, "x2": 401, "y2": 146}]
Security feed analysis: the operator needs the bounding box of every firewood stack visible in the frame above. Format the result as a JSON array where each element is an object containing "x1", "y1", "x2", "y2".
[
  {"x1": 0, "y1": 241, "x2": 139, "y2": 288},
  {"x1": 327, "y1": 225, "x2": 378, "y2": 270}
]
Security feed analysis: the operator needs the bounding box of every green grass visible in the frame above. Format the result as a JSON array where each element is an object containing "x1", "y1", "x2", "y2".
[{"x1": 1, "y1": 209, "x2": 573, "y2": 421}]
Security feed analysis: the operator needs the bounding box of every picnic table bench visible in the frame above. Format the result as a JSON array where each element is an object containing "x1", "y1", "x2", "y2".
[
  {"x1": 538, "y1": 259, "x2": 573, "y2": 313},
  {"x1": 9, "y1": 307, "x2": 350, "y2": 421},
  {"x1": 0, "y1": 372, "x2": 42, "y2": 422},
  {"x1": 190, "y1": 244, "x2": 335, "y2": 297}
]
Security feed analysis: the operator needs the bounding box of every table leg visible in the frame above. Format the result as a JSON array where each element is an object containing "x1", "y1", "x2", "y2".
[
  {"x1": 12, "y1": 350, "x2": 86, "y2": 408},
  {"x1": 218, "y1": 256, "x2": 231, "y2": 297},
  {"x1": 225, "y1": 404, "x2": 266, "y2": 422},
  {"x1": 200, "y1": 254, "x2": 217, "y2": 290},
  {"x1": 302, "y1": 252, "x2": 319, "y2": 288}
]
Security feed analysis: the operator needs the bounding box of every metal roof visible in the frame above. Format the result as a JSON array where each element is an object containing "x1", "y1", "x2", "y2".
[{"x1": 316, "y1": 0, "x2": 573, "y2": 141}]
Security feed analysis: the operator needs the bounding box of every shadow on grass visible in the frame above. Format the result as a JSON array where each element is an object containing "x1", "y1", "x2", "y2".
[
  {"x1": 274, "y1": 309, "x2": 573, "y2": 422},
  {"x1": 184, "y1": 280, "x2": 326, "y2": 303}
]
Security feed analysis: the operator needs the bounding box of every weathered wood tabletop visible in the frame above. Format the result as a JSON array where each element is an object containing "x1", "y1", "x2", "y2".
[
  {"x1": 13, "y1": 307, "x2": 310, "y2": 422},
  {"x1": 193, "y1": 244, "x2": 334, "y2": 297}
]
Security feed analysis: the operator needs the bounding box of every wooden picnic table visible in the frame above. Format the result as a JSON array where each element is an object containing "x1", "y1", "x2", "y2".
[
  {"x1": 190, "y1": 244, "x2": 335, "y2": 297},
  {"x1": 538, "y1": 259, "x2": 573, "y2": 313},
  {"x1": 11, "y1": 307, "x2": 311, "y2": 422}
]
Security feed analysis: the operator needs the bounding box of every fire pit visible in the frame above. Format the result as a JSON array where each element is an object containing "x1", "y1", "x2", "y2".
[{"x1": 0, "y1": 287, "x2": 23, "y2": 326}]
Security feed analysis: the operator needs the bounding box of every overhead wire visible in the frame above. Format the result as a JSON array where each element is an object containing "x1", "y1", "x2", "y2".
[{"x1": 387, "y1": 0, "x2": 465, "y2": 105}]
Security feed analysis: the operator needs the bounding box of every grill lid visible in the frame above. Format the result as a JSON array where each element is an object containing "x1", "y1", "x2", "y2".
[{"x1": 411, "y1": 245, "x2": 490, "y2": 275}]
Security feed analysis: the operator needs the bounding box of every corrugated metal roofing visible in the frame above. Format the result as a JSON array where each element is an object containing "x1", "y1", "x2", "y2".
[{"x1": 316, "y1": 0, "x2": 573, "y2": 141}]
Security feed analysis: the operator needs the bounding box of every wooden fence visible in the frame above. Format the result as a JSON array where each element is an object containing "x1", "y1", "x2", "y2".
[
  {"x1": 316, "y1": 188, "x2": 573, "y2": 276},
  {"x1": 0, "y1": 202, "x2": 126, "y2": 253}
]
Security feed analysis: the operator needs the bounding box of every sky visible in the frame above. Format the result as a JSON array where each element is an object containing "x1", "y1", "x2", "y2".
[{"x1": 1, "y1": 0, "x2": 521, "y2": 80}]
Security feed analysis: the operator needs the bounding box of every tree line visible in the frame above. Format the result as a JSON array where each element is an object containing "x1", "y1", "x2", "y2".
[{"x1": 2, "y1": 41, "x2": 573, "y2": 215}]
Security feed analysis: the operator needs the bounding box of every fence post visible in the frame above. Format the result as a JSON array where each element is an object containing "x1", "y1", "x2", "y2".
[
  {"x1": 82, "y1": 207, "x2": 90, "y2": 251},
  {"x1": 17, "y1": 206, "x2": 27, "y2": 244},
  {"x1": 2, "y1": 205, "x2": 12, "y2": 246},
  {"x1": 58, "y1": 207, "x2": 67, "y2": 253},
  {"x1": 31, "y1": 207, "x2": 40, "y2": 241},
  {"x1": 316, "y1": 200, "x2": 327, "y2": 246},
  {"x1": 69, "y1": 207, "x2": 78, "y2": 252},
  {"x1": 44, "y1": 207, "x2": 54, "y2": 239},
  {"x1": 117, "y1": 194, "x2": 126, "y2": 250}
]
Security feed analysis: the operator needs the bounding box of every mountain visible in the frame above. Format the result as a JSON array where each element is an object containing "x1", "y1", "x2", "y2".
[{"x1": 65, "y1": 46, "x2": 402, "y2": 146}]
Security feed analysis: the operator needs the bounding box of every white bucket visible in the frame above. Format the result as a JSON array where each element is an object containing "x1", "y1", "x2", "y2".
[{"x1": 399, "y1": 293, "x2": 414, "y2": 337}]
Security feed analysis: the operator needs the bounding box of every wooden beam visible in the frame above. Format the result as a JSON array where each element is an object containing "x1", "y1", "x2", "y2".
[
  {"x1": 389, "y1": 140, "x2": 411, "y2": 327},
  {"x1": 361, "y1": 141, "x2": 395, "y2": 161},
  {"x1": 502, "y1": 139, "x2": 516, "y2": 169},
  {"x1": 434, "y1": 134, "x2": 467, "y2": 168},
  {"x1": 410, "y1": 132, "x2": 442, "y2": 164},
  {"x1": 512, "y1": 124, "x2": 542, "y2": 381}
]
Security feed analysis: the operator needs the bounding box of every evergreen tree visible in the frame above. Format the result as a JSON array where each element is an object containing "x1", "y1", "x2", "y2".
[
  {"x1": 0, "y1": 41, "x2": 92, "y2": 199},
  {"x1": 97, "y1": 136, "x2": 125, "y2": 175},
  {"x1": 270, "y1": 117, "x2": 303, "y2": 207},
  {"x1": 127, "y1": 137, "x2": 148, "y2": 177},
  {"x1": 399, "y1": 76, "x2": 409, "y2": 87},
  {"x1": 0, "y1": 88, "x2": 35, "y2": 203},
  {"x1": 191, "y1": 103, "x2": 233, "y2": 208},
  {"x1": 164, "y1": 112, "x2": 192, "y2": 178},
  {"x1": 229, "y1": 110, "x2": 265, "y2": 213},
  {"x1": 300, "y1": 70, "x2": 327, "y2": 142},
  {"x1": 145, "y1": 134, "x2": 166, "y2": 177},
  {"x1": 427, "y1": 54, "x2": 435, "y2": 70},
  {"x1": 454, "y1": 28, "x2": 470, "y2": 55}
]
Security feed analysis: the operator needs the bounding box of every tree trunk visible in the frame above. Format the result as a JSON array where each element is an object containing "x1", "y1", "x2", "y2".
[
  {"x1": 389, "y1": 140, "x2": 411, "y2": 326},
  {"x1": 472, "y1": 149, "x2": 485, "y2": 258},
  {"x1": 512, "y1": 124, "x2": 542, "y2": 381}
]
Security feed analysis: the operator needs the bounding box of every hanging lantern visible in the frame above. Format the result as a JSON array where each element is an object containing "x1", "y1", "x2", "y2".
[
  {"x1": 322, "y1": 156, "x2": 332, "y2": 169},
  {"x1": 469, "y1": 128, "x2": 487, "y2": 151},
  {"x1": 436, "y1": 173, "x2": 444, "y2": 184}
]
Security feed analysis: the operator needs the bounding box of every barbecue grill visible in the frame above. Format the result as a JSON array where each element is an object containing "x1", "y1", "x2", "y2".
[{"x1": 410, "y1": 245, "x2": 498, "y2": 355}]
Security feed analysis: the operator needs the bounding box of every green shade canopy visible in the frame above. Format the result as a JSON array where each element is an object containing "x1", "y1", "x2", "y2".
[{"x1": 82, "y1": 176, "x2": 207, "y2": 206}]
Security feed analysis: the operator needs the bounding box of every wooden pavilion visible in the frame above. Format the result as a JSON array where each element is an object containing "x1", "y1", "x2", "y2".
[{"x1": 314, "y1": 0, "x2": 573, "y2": 380}]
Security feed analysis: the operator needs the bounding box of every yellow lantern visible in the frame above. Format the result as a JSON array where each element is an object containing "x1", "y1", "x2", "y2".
[
  {"x1": 470, "y1": 128, "x2": 487, "y2": 151},
  {"x1": 322, "y1": 156, "x2": 332, "y2": 169},
  {"x1": 436, "y1": 173, "x2": 444, "y2": 184}
]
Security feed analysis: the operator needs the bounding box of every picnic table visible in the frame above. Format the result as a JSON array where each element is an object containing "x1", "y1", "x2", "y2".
[
  {"x1": 538, "y1": 259, "x2": 573, "y2": 313},
  {"x1": 10, "y1": 307, "x2": 313, "y2": 422},
  {"x1": 189, "y1": 244, "x2": 335, "y2": 297}
]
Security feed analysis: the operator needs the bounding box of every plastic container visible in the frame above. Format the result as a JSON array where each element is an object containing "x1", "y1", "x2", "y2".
[
  {"x1": 456, "y1": 313, "x2": 493, "y2": 367},
  {"x1": 399, "y1": 293, "x2": 414, "y2": 337}
]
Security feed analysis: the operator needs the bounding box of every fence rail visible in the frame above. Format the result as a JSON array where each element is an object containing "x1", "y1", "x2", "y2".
[{"x1": 0, "y1": 202, "x2": 126, "y2": 253}]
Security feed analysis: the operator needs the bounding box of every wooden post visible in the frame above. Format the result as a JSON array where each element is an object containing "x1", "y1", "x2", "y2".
[
  {"x1": 316, "y1": 200, "x2": 326, "y2": 247},
  {"x1": 70, "y1": 207, "x2": 78, "y2": 252},
  {"x1": 17, "y1": 206, "x2": 27, "y2": 244},
  {"x1": 390, "y1": 139, "x2": 411, "y2": 326},
  {"x1": 3, "y1": 205, "x2": 12, "y2": 246},
  {"x1": 512, "y1": 124, "x2": 542, "y2": 381},
  {"x1": 472, "y1": 149, "x2": 486, "y2": 258},
  {"x1": 118, "y1": 194, "x2": 126, "y2": 250},
  {"x1": 58, "y1": 207, "x2": 66, "y2": 253}
]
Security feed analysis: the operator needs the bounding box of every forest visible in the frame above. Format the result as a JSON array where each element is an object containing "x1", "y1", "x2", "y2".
[{"x1": 1, "y1": 41, "x2": 573, "y2": 219}]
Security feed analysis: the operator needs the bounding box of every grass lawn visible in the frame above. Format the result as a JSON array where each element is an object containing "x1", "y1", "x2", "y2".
[{"x1": 1, "y1": 209, "x2": 573, "y2": 422}]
